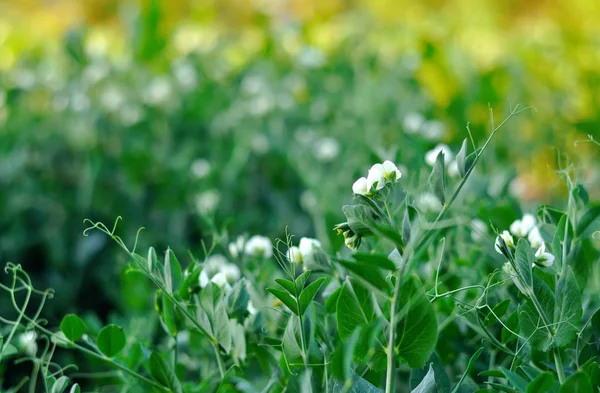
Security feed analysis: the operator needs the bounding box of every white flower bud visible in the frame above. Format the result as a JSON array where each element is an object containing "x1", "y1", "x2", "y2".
[
  {"x1": 495, "y1": 230, "x2": 514, "y2": 255},
  {"x1": 352, "y1": 177, "x2": 369, "y2": 196},
  {"x1": 527, "y1": 227, "x2": 544, "y2": 249},
  {"x1": 534, "y1": 243, "x2": 555, "y2": 267}
]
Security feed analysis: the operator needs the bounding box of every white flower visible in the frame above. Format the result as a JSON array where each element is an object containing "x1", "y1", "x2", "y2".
[
  {"x1": 495, "y1": 230, "x2": 515, "y2": 255},
  {"x1": 199, "y1": 254, "x2": 229, "y2": 288},
  {"x1": 422, "y1": 120, "x2": 446, "y2": 140},
  {"x1": 199, "y1": 270, "x2": 210, "y2": 288},
  {"x1": 191, "y1": 159, "x2": 211, "y2": 179},
  {"x1": 194, "y1": 190, "x2": 220, "y2": 214},
  {"x1": 352, "y1": 177, "x2": 369, "y2": 195},
  {"x1": 244, "y1": 235, "x2": 273, "y2": 258},
  {"x1": 503, "y1": 262, "x2": 529, "y2": 296},
  {"x1": 366, "y1": 163, "x2": 387, "y2": 191},
  {"x1": 210, "y1": 272, "x2": 232, "y2": 292},
  {"x1": 403, "y1": 112, "x2": 424, "y2": 134},
  {"x1": 425, "y1": 144, "x2": 453, "y2": 167},
  {"x1": 286, "y1": 246, "x2": 302, "y2": 264},
  {"x1": 471, "y1": 219, "x2": 488, "y2": 242},
  {"x1": 534, "y1": 243, "x2": 555, "y2": 267},
  {"x1": 382, "y1": 160, "x2": 402, "y2": 182},
  {"x1": 418, "y1": 192, "x2": 441, "y2": 212},
  {"x1": 509, "y1": 214, "x2": 537, "y2": 237},
  {"x1": 528, "y1": 226, "x2": 544, "y2": 249},
  {"x1": 220, "y1": 263, "x2": 241, "y2": 283},
  {"x1": 247, "y1": 301, "x2": 257, "y2": 315},
  {"x1": 18, "y1": 331, "x2": 37, "y2": 356},
  {"x1": 448, "y1": 160, "x2": 460, "y2": 178},
  {"x1": 314, "y1": 137, "x2": 340, "y2": 162},
  {"x1": 228, "y1": 236, "x2": 245, "y2": 259},
  {"x1": 299, "y1": 237, "x2": 321, "y2": 266}
]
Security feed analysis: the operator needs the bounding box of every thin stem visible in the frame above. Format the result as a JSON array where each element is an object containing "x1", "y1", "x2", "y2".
[
  {"x1": 211, "y1": 342, "x2": 225, "y2": 378},
  {"x1": 385, "y1": 271, "x2": 401, "y2": 393}
]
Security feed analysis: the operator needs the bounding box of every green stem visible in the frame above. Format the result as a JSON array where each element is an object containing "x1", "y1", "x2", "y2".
[
  {"x1": 211, "y1": 342, "x2": 225, "y2": 378},
  {"x1": 385, "y1": 271, "x2": 401, "y2": 393},
  {"x1": 554, "y1": 350, "x2": 565, "y2": 384}
]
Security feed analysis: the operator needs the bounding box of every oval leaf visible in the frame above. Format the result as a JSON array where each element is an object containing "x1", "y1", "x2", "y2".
[
  {"x1": 60, "y1": 314, "x2": 86, "y2": 342},
  {"x1": 97, "y1": 324, "x2": 126, "y2": 358}
]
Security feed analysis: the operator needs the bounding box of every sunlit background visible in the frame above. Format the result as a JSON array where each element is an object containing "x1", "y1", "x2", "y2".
[{"x1": 1, "y1": 0, "x2": 599, "y2": 385}]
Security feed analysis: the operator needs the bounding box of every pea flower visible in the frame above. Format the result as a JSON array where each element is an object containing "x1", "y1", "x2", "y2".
[
  {"x1": 286, "y1": 246, "x2": 302, "y2": 264},
  {"x1": 509, "y1": 214, "x2": 537, "y2": 237},
  {"x1": 494, "y1": 230, "x2": 515, "y2": 256},
  {"x1": 18, "y1": 331, "x2": 37, "y2": 356},
  {"x1": 228, "y1": 236, "x2": 245, "y2": 259},
  {"x1": 352, "y1": 160, "x2": 402, "y2": 196},
  {"x1": 352, "y1": 177, "x2": 369, "y2": 196},
  {"x1": 502, "y1": 262, "x2": 529, "y2": 296},
  {"x1": 534, "y1": 243, "x2": 555, "y2": 267},
  {"x1": 425, "y1": 144, "x2": 454, "y2": 167},
  {"x1": 210, "y1": 272, "x2": 232, "y2": 292},
  {"x1": 299, "y1": 237, "x2": 322, "y2": 266},
  {"x1": 244, "y1": 235, "x2": 273, "y2": 258},
  {"x1": 220, "y1": 263, "x2": 241, "y2": 283},
  {"x1": 528, "y1": 227, "x2": 544, "y2": 249},
  {"x1": 199, "y1": 255, "x2": 239, "y2": 288}
]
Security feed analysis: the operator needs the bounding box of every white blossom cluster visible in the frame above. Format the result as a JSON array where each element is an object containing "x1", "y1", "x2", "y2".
[{"x1": 352, "y1": 161, "x2": 402, "y2": 196}]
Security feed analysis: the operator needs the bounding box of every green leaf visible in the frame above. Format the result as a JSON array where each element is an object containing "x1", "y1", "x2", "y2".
[
  {"x1": 149, "y1": 352, "x2": 183, "y2": 393},
  {"x1": 336, "y1": 281, "x2": 372, "y2": 339},
  {"x1": 411, "y1": 364, "x2": 436, "y2": 393},
  {"x1": 160, "y1": 294, "x2": 179, "y2": 337},
  {"x1": 339, "y1": 259, "x2": 391, "y2": 293},
  {"x1": 343, "y1": 204, "x2": 378, "y2": 236},
  {"x1": 227, "y1": 279, "x2": 250, "y2": 320},
  {"x1": 295, "y1": 270, "x2": 312, "y2": 291},
  {"x1": 164, "y1": 248, "x2": 183, "y2": 294},
  {"x1": 50, "y1": 376, "x2": 69, "y2": 393},
  {"x1": 452, "y1": 348, "x2": 483, "y2": 393},
  {"x1": 275, "y1": 278, "x2": 297, "y2": 296},
  {"x1": 96, "y1": 324, "x2": 126, "y2": 358},
  {"x1": 502, "y1": 310, "x2": 520, "y2": 344},
  {"x1": 298, "y1": 277, "x2": 326, "y2": 316},
  {"x1": 500, "y1": 367, "x2": 528, "y2": 393},
  {"x1": 352, "y1": 253, "x2": 397, "y2": 270},
  {"x1": 147, "y1": 246, "x2": 158, "y2": 272},
  {"x1": 332, "y1": 371, "x2": 383, "y2": 393},
  {"x1": 552, "y1": 267, "x2": 582, "y2": 347},
  {"x1": 60, "y1": 314, "x2": 86, "y2": 342},
  {"x1": 525, "y1": 372, "x2": 556, "y2": 393},
  {"x1": 576, "y1": 205, "x2": 600, "y2": 238},
  {"x1": 456, "y1": 138, "x2": 468, "y2": 178},
  {"x1": 559, "y1": 372, "x2": 592, "y2": 393},
  {"x1": 282, "y1": 316, "x2": 304, "y2": 366},
  {"x1": 429, "y1": 151, "x2": 446, "y2": 205},
  {"x1": 331, "y1": 327, "x2": 362, "y2": 382},
  {"x1": 69, "y1": 384, "x2": 81, "y2": 393},
  {"x1": 355, "y1": 320, "x2": 383, "y2": 364},
  {"x1": 515, "y1": 238, "x2": 534, "y2": 291},
  {"x1": 410, "y1": 353, "x2": 451, "y2": 393},
  {"x1": 325, "y1": 286, "x2": 343, "y2": 314},
  {"x1": 465, "y1": 148, "x2": 482, "y2": 176},
  {"x1": 397, "y1": 276, "x2": 438, "y2": 369},
  {"x1": 200, "y1": 284, "x2": 232, "y2": 352},
  {"x1": 519, "y1": 277, "x2": 555, "y2": 351},
  {"x1": 268, "y1": 288, "x2": 297, "y2": 314}
]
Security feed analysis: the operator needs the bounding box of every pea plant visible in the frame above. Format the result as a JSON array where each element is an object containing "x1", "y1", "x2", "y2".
[{"x1": 1, "y1": 105, "x2": 599, "y2": 393}]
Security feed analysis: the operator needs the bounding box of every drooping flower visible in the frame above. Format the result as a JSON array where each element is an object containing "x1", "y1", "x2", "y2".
[
  {"x1": 244, "y1": 235, "x2": 273, "y2": 258},
  {"x1": 495, "y1": 230, "x2": 515, "y2": 255},
  {"x1": 352, "y1": 177, "x2": 369, "y2": 196},
  {"x1": 534, "y1": 243, "x2": 555, "y2": 267},
  {"x1": 509, "y1": 214, "x2": 537, "y2": 237}
]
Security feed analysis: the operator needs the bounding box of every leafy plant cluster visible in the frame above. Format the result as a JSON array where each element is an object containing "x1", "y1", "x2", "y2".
[{"x1": 1, "y1": 107, "x2": 599, "y2": 392}]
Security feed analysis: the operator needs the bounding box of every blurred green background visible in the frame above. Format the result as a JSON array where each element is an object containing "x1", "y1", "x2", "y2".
[{"x1": 0, "y1": 0, "x2": 599, "y2": 340}]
